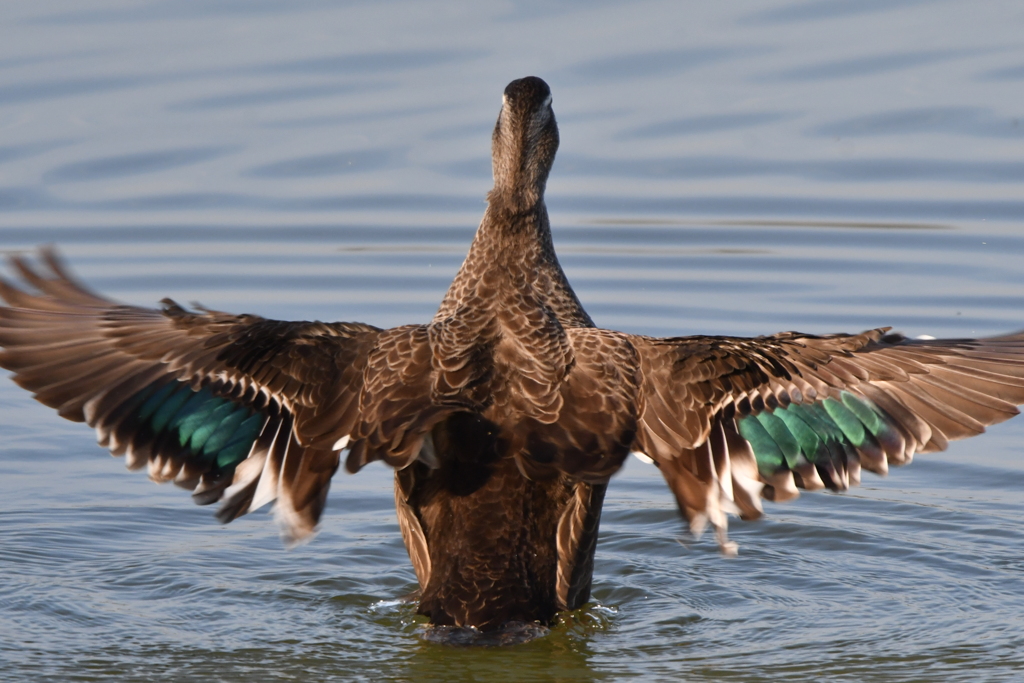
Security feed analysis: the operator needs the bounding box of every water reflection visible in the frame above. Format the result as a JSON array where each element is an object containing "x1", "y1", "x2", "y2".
[
  {"x1": 405, "y1": 627, "x2": 607, "y2": 682},
  {"x1": 246, "y1": 147, "x2": 406, "y2": 178},
  {"x1": 624, "y1": 111, "x2": 795, "y2": 138},
  {"x1": 565, "y1": 47, "x2": 748, "y2": 81},
  {"x1": 767, "y1": 48, "x2": 969, "y2": 81},
  {"x1": 43, "y1": 146, "x2": 236, "y2": 182},
  {"x1": 741, "y1": 0, "x2": 937, "y2": 25},
  {"x1": 813, "y1": 106, "x2": 1024, "y2": 139}
]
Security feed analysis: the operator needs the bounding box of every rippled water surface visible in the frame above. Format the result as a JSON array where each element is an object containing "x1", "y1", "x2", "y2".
[{"x1": 3, "y1": 1, "x2": 1024, "y2": 681}]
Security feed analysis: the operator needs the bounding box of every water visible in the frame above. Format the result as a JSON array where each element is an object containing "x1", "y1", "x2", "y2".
[{"x1": 2, "y1": 1, "x2": 1024, "y2": 680}]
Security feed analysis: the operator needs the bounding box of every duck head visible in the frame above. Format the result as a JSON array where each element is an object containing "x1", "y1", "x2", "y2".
[{"x1": 489, "y1": 76, "x2": 559, "y2": 212}]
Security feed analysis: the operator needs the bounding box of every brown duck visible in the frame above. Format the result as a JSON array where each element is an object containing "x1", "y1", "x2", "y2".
[{"x1": 3, "y1": 76, "x2": 1024, "y2": 631}]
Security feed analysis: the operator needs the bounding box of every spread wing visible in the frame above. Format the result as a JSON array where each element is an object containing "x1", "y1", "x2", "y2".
[
  {"x1": 0, "y1": 248, "x2": 382, "y2": 543},
  {"x1": 629, "y1": 328, "x2": 1024, "y2": 551}
]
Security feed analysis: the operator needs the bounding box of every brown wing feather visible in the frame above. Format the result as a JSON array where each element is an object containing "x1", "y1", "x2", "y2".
[
  {"x1": 0, "y1": 248, "x2": 380, "y2": 541},
  {"x1": 395, "y1": 465, "x2": 432, "y2": 588},
  {"x1": 630, "y1": 328, "x2": 1024, "y2": 550},
  {"x1": 555, "y1": 480, "x2": 607, "y2": 611},
  {"x1": 347, "y1": 324, "x2": 447, "y2": 471}
]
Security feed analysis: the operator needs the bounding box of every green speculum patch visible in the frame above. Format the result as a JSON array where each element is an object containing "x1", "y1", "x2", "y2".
[
  {"x1": 134, "y1": 381, "x2": 266, "y2": 470},
  {"x1": 737, "y1": 391, "x2": 891, "y2": 477}
]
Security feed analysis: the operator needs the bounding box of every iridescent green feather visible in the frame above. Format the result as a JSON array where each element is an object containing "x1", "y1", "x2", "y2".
[
  {"x1": 806, "y1": 403, "x2": 851, "y2": 471},
  {"x1": 150, "y1": 386, "x2": 193, "y2": 433},
  {"x1": 754, "y1": 412, "x2": 801, "y2": 468},
  {"x1": 784, "y1": 404, "x2": 836, "y2": 465},
  {"x1": 841, "y1": 391, "x2": 900, "y2": 445},
  {"x1": 187, "y1": 401, "x2": 237, "y2": 452},
  {"x1": 168, "y1": 388, "x2": 216, "y2": 432},
  {"x1": 174, "y1": 393, "x2": 224, "y2": 446},
  {"x1": 199, "y1": 408, "x2": 250, "y2": 455},
  {"x1": 129, "y1": 381, "x2": 265, "y2": 472},
  {"x1": 773, "y1": 408, "x2": 823, "y2": 462},
  {"x1": 137, "y1": 382, "x2": 176, "y2": 422},
  {"x1": 214, "y1": 414, "x2": 266, "y2": 469},
  {"x1": 823, "y1": 397, "x2": 868, "y2": 447},
  {"x1": 738, "y1": 389, "x2": 898, "y2": 481},
  {"x1": 737, "y1": 416, "x2": 785, "y2": 475}
]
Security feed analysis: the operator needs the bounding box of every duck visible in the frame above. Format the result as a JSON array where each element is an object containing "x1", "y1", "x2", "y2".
[{"x1": 2, "y1": 76, "x2": 1024, "y2": 632}]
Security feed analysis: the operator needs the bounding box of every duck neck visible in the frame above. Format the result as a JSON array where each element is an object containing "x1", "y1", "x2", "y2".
[
  {"x1": 436, "y1": 200, "x2": 550, "y2": 307},
  {"x1": 435, "y1": 200, "x2": 592, "y2": 328},
  {"x1": 434, "y1": 97, "x2": 591, "y2": 327},
  {"x1": 479, "y1": 196, "x2": 554, "y2": 264},
  {"x1": 488, "y1": 108, "x2": 555, "y2": 214},
  {"x1": 488, "y1": 161, "x2": 549, "y2": 216}
]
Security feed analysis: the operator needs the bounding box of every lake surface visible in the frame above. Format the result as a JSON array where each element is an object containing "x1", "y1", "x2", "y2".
[{"x1": 3, "y1": 1, "x2": 1024, "y2": 681}]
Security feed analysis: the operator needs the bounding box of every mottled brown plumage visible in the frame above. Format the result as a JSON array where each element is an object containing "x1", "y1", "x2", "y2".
[{"x1": 3, "y1": 76, "x2": 1024, "y2": 631}]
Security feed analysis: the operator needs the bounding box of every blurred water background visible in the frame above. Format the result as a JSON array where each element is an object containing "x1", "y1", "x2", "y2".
[{"x1": 2, "y1": 1, "x2": 1024, "y2": 680}]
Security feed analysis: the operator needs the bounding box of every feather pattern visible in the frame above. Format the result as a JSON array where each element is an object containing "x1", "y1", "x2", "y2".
[
  {"x1": 631, "y1": 330, "x2": 1024, "y2": 548},
  {"x1": 3, "y1": 76, "x2": 1024, "y2": 632},
  {"x1": 0, "y1": 249, "x2": 378, "y2": 541}
]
